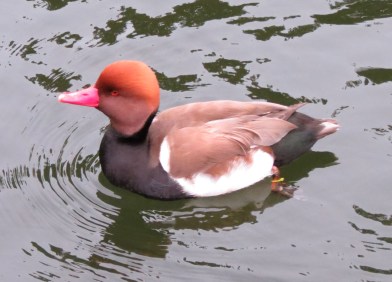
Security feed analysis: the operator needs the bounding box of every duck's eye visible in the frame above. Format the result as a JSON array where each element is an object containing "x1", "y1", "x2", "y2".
[{"x1": 111, "y1": 90, "x2": 119, "y2": 96}]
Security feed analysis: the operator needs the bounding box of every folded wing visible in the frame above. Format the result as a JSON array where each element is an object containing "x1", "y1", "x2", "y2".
[{"x1": 160, "y1": 116, "x2": 297, "y2": 179}]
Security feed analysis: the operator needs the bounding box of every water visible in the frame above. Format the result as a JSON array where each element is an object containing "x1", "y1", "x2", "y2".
[{"x1": 1, "y1": 0, "x2": 391, "y2": 281}]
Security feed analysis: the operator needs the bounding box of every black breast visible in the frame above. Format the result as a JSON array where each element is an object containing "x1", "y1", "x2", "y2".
[{"x1": 99, "y1": 126, "x2": 188, "y2": 199}]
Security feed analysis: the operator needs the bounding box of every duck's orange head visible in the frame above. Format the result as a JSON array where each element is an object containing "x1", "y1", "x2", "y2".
[{"x1": 59, "y1": 60, "x2": 160, "y2": 136}]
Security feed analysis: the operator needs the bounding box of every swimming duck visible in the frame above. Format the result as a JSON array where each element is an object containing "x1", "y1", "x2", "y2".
[{"x1": 58, "y1": 60, "x2": 339, "y2": 199}]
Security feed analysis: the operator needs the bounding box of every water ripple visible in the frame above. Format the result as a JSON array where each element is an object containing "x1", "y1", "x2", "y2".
[{"x1": 350, "y1": 205, "x2": 392, "y2": 277}]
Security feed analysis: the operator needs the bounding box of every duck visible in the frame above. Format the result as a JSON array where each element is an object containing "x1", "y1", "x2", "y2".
[{"x1": 58, "y1": 60, "x2": 339, "y2": 199}]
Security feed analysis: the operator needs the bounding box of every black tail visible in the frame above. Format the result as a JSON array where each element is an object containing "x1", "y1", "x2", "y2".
[{"x1": 272, "y1": 112, "x2": 339, "y2": 166}]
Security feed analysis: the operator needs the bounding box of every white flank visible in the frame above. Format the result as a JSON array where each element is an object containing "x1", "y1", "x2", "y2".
[
  {"x1": 176, "y1": 150, "x2": 274, "y2": 197},
  {"x1": 159, "y1": 137, "x2": 171, "y2": 172}
]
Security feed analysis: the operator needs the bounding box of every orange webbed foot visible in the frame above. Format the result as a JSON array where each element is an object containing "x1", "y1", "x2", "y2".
[{"x1": 271, "y1": 166, "x2": 297, "y2": 197}]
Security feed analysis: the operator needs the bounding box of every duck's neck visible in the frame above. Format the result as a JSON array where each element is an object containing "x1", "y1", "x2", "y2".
[{"x1": 111, "y1": 111, "x2": 157, "y2": 143}]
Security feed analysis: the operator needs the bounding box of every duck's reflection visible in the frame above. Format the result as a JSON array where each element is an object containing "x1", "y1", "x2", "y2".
[
  {"x1": 2, "y1": 147, "x2": 337, "y2": 276},
  {"x1": 96, "y1": 150, "x2": 338, "y2": 258}
]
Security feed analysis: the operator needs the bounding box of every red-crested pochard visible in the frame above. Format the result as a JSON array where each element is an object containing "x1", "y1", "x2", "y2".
[{"x1": 58, "y1": 60, "x2": 339, "y2": 199}]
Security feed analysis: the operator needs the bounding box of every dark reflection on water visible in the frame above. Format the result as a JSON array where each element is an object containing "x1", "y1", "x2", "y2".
[
  {"x1": 0, "y1": 165, "x2": 30, "y2": 189},
  {"x1": 29, "y1": 240, "x2": 147, "y2": 280},
  {"x1": 27, "y1": 0, "x2": 82, "y2": 11},
  {"x1": 244, "y1": 24, "x2": 321, "y2": 41},
  {"x1": 313, "y1": 0, "x2": 392, "y2": 25},
  {"x1": 203, "y1": 58, "x2": 251, "y2": 84},
  {"x1": 279, "y1": 151, "x2": 338, "y2": 182},
  {"x1": 93, "y1": 0, "x2": 256, "y2": 45},
  {"x1": 345, "y1": 67, "x2": 392, "y2": 91},
  {"x1": 5, "y1": 38, "x2": 45, "y2": 64},
  {"x1": 244, "y1": 25, "x2": 284, "y2": 41},
  {"x1": 227, "y1": 12, "x2": 322, "y2": 41},
  {"x1": 364, "y1": 124, "x2": 392, "y2": 148},
  {"x1": 0, "y1": 140, "x2": 338, "y2": 278},
  {"x1": 27, "y1": 68, "x2": 82, "y2": 92},
  {"x1": 353, "y1": 205, "x2": 392, "y2": 226},
  {"x1": 356, "y1": 67, "x2": 392, "y2": 85},
  {"x1": 247, "y1": 81, "x2": 328, "y2": 105},
  {"x1": 84, "y1": 147, "x2": 338, "y2": 260},
  {"x1": 48, "y1": 32, "x2": 82, "y2": 49},
  {"x1": 12, "y1": 38, "x2": 43, "y2": 62},
  {"x1": 227, "y1": 15, "x2": 275, "y2": 25},
  {"x1": 231, "y1": 0, "x2": 392, "y2": 42},
  {"x1": 155, "y1": 70, "x2": 208, "y2": 92},
  {"x1": 350, "y1": 205, "x2": 392, "y2": 276},
  {"x1": 97, "y1": 173, "x2": 175, "y2": 259}
]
